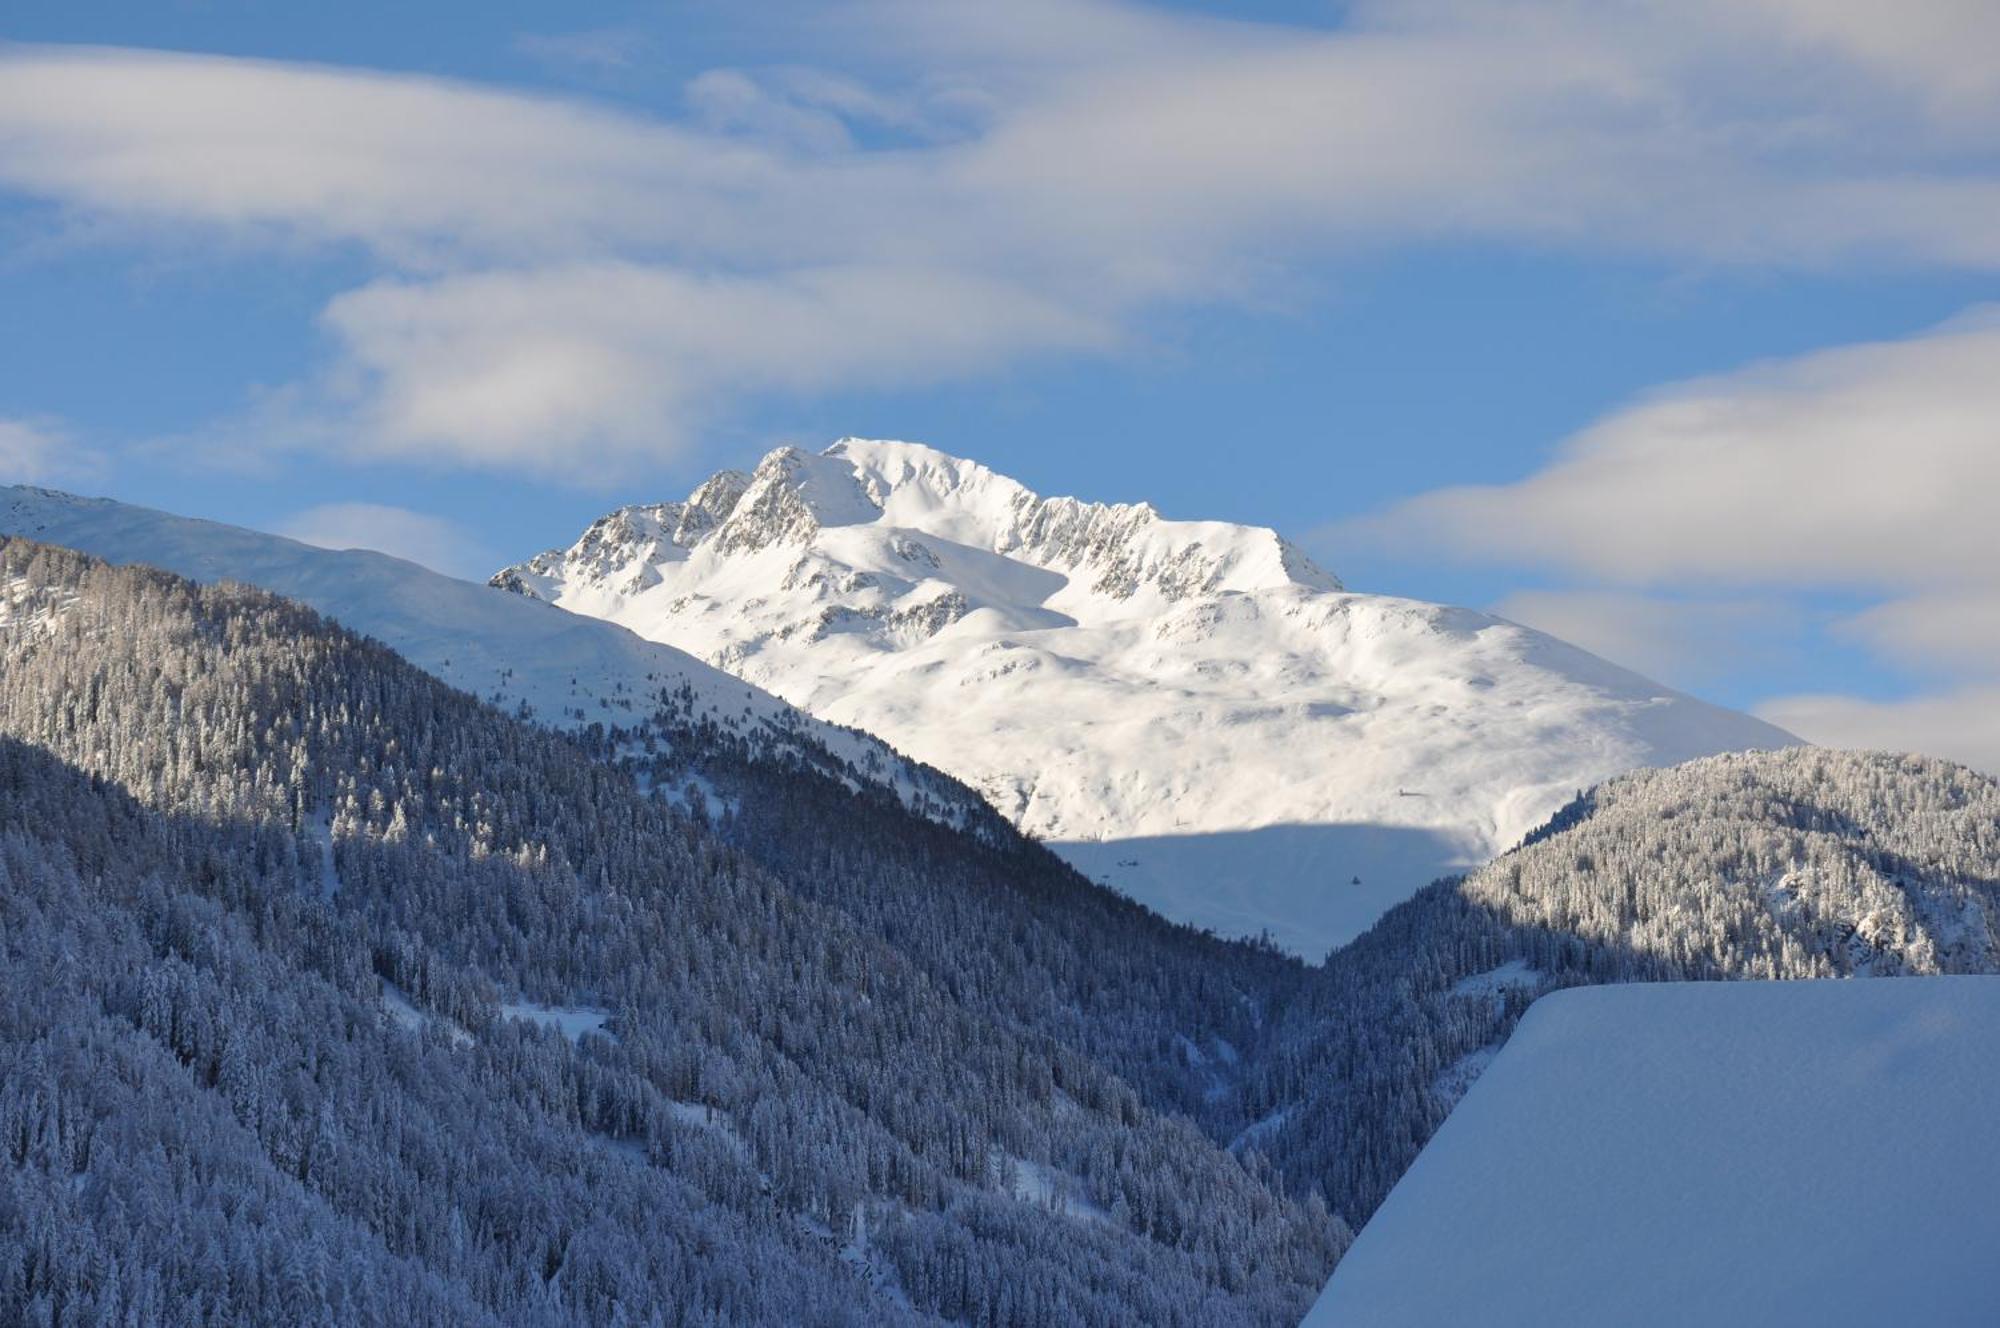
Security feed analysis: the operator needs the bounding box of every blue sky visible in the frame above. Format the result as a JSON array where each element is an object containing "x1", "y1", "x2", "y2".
[{"x1": 5, "y1": 0, "x2": 2000, "y2": 766}]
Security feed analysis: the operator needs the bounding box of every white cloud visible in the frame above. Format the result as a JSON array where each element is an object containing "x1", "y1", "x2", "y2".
[
  {"x1": 0, "y1": 46, "x2": 726, "y2": 263},
  {"x1": 315, "y1": 263, "x2": 1113, "y2": 474},
  {"x1": 1757, "y1": 688, "x2": 2000, "y2": 777},
  {"x1": 684, "y1": 69, "x2": 859, "y2": 153},
  {"x1": 0, "y1": 417, "x2": 101, "y2": 485},
  {"x1": 1491, "y1": 590, "x2": 1802, "y2": 692},
  {"x1": 276, "y1": 502, "x2": 494, "y2": 579},
  {"x1": 1722, "y1": 0, "x2": 2000, "y2": 112},
  {"x1": 1353, "y1": 307, "x2": 2000, "y2": 773},
  {"x1": 513, "y1": 27, "x2": 651, "y2": 75},
  {"x1": 1831, "y1": 592, "x2": 2000, "y2": 680},
  {"x1": 1355, "y1": 310, "x2": 2000, "y2": 590},
  {"x1": 4, "y1": 3, "x2": 2000, "y2": 469}
]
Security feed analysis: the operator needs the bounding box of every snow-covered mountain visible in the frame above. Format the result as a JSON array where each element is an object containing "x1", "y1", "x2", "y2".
[
  {"x1": 494, "y1": 439, "x2": 1799, "y2": 956},
  {"x1": 0, "y1": 484, "x2": 976, "y2": 821}
]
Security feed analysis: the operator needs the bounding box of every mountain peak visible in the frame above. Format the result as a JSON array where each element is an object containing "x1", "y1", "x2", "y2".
[
  {"x1": 820, "y1": 437, "x2": 1340, "y2": 601},
  {"x1": 498, "y1": 438, "x2": 1342, "y2": 615},
  {"x1": 711, "y1": 445, "x2": 886, "y2": 554},
  {"x1": 489, "y1": 439, "x2": 1793, "y2": 955}
]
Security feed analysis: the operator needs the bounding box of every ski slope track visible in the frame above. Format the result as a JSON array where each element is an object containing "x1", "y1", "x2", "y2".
[
  {"x1": 0, "y1": 484, "x2": 968, "y2": 821},
  {"x1": 496, "y1": 439, "x2": 1800, "y2": 956}
]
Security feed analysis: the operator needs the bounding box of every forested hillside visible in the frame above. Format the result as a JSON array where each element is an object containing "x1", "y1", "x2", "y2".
[
  {"x1": 0, "y1": 538, "x2": 1338, "y2": 1326},
  {"x1": 1234, "y1": 746, "x2": 2000, "y2": 1225},
  {"x1": 0, "y1": 480, "x2": 988, "y2": 834},
  {"x1": 8, "y1": 533, "x2": 1999, "y2": 1324},
  {"x1": 0, "y1": 483, "x2": 1308, "y2": 1131}
]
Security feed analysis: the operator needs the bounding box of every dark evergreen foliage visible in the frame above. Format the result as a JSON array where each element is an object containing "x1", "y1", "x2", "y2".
[{"x1": 0, "y1": 538, "x2": 1338, "y2": 1326}]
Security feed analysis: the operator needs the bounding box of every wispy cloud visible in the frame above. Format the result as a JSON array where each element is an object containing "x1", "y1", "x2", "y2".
[
  {"x1": 0, "y1": 416, "x2": 102, "y2": 485},
  {"x1": 513, "y1": 27, "x2": 651, "y2": 75},
  {"x1": 1349, "y1": 309, "x2": 2000, "y2": 591},
  {"x1": 315, "y1": 263, "x2": 1112, "y2": 475},
  {"x1": 3, "y1": 1, "x2": 2000, "y2": 472},
  {"x1": 1757, "y1": 688, "x2": 2000, "y2": 778},
  {"x1": 275, "y1": 502, "x2": 495, "y2": 579},
  {"x1": 1348, "y1": 308, "x2": 2000, "y2": 770},
  {"x1": 1490, "y1": 590, "x2": 1805, "y2": 693}
]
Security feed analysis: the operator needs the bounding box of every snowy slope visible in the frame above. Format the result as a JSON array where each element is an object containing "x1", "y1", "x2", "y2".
[
  {"x1": 496, "y1": 439, "x2": 1798, "y2": 956},
  {"x1": 1305, "y1": 978, "x2": 2000, "y2": 1327},
  {"x1": 0, "y1": 485, "x2": 961, "y2": 816}
]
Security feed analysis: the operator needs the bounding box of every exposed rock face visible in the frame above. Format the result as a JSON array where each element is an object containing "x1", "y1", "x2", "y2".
[{"x1": 502, "y1": 440, "x2": 1339, "y2": 625}]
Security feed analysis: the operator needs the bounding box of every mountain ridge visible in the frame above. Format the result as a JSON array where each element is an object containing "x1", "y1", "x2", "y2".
[
  {"x1": 494, "y1": 439, "x2": 1799, "y2": 956},
  {"x1": 498, "y1": 440, "x2": 1342, "y2": 616},
  {"x1": 0, "y1": 481, "x2": 986, "y2": 831}
]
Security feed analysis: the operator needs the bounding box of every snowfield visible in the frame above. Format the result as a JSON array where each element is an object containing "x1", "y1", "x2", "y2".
[
  {"x1": 1306, "y1": 977, "x2": 2000, "y2": 1327},
  {"x1": 498, "y1": 439, "x2": 1798, "y2": 955}
]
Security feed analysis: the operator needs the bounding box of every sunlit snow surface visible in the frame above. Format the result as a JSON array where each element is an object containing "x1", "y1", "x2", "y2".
[
  {"x1": 500, "y1": 439, "x2": 1798, "y2": 956},
  {"x1": 1307, "y1": 978, "x2": 2000, "y2": 1327}
]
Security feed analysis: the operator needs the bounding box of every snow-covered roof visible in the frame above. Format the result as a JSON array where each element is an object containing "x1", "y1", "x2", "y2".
[{"x1": 1307, "y1": 977, "x2": 2000, "y2": 1327}]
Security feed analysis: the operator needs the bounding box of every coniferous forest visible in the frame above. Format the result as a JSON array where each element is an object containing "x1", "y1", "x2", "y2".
[{"x1": 0, "y1": 539, "x2": 1336, "y2": 1326}]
